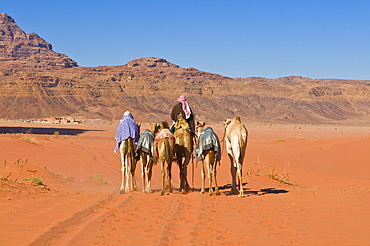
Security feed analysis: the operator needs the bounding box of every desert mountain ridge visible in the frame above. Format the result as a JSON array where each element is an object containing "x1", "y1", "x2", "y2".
[{"x1": 1, "y1": 12, "x2": 370, "y2": 125}]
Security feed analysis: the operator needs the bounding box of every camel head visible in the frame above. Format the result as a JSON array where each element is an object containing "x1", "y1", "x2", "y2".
[
  {"x1": 223, "y1": 115, "x2": 242, "y2": 129},
  {"x1": 223, "y1": 118, "x2": 232, "y2": 128},
  {"x1": 234, "y1": 115, "x2": 241, "y2": 122},
  {"x1": 196, "y1": 121, "x2": 206, "y2": 136},
  {"x1": 160, "y1": 121, "x2": 170, "y2": 130},
  {"x1": 149, "y1": 123, "x2": 160, "y2": 135},
  {"x1": 137, "y1": 122, "x2": 141, "y2": 133}
]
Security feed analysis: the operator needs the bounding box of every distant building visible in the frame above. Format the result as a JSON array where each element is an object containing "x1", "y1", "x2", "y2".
[{"x1": 42, "y1": 117, "x2": 79, "y2": 124}]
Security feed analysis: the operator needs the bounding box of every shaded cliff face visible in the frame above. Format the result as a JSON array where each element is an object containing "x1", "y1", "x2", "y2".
[
  {"x1": 1, "y1": 13, "x2": 370, "y2": 125},
  {"x1": 0, "y1": 13, "x2": 77, "y2": 69}
]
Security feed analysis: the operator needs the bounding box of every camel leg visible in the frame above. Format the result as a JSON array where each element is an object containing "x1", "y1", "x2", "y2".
[
  {"x1": 200, "y1": 160, "x2": 206, "y2": 194},
  {"x1": 178, "y1": 157, "x2": 188, "y2": 192},
  {"x1": 167, "y1": 160, "x2": 173, "y2": 193},
  {"x1": 236, "y1": 162, "x2": 244, "y2": 197},
  {"x1": 178, "y1": 160, "x2": 183, "y2": 192},
  {"x1": 213, "y1": 163, "x2": 221, "y2": 195},
  {"x1": 161, "y1": 162, "x2": 165, "y2": 195},
  {"x1": 176, "y1": 151, "x2": 184, "y2": 192},
  {"x1": 146, "y1": 158, "x2": 153, "y2": 193},
  {"x1": 130, "y1": 155, "x2": 137, "y2": 191},
  {"x1": 140, "y1": 154, "x2": 146, "y2": 192},
  {"x1": 229, "y1": 154, "x2": 238, "y2": 194},
  {"x1": 183, "y1": 155, "x2": 191, "y2": 193},
  {"x1": 207, "y1": 160, "x2": 213, "y2": 196},
  {"x1": 125, "y1": 155, "x2": 131, "y2": 192},
  {"x1": 120, "y1": 156, "x2": 127, "y2": 194}
]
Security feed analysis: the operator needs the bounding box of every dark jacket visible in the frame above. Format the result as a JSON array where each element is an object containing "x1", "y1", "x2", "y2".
[{"x1": 171, "y1": 102, "x2": 195, "y2": 132}]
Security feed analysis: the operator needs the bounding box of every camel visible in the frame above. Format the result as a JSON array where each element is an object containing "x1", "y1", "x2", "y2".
[
  {"x1": 195, "y1": 121, "x2": 221, "y2": 196},
  {"x1": 137, "y1": 123, "x2": 159, "y2": 193},
  {"x1": 223, "y1": 116, "x2": 248, "y2": 197},
  {"x1": 173, "y1": 114, "x2": 193, "y2": 193},
  {"x1": 114, "y1": 112, "x2": 140, "y2": 194},
  {"x1": 155, "y1": 121, "x2": 175, "y2": 195}
]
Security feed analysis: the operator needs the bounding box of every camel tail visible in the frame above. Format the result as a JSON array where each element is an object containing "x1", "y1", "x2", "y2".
[{"x1": 127, "y1": 138, "x2": 135, "y2": 158}]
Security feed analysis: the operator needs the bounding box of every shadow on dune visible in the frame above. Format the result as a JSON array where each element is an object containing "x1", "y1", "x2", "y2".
[
  {"x1": 217, "y1": 183, "x2": 289, "y2": 196},
  {"x1": 0, "y1": 126, "x2": 103, "y2": 136}
]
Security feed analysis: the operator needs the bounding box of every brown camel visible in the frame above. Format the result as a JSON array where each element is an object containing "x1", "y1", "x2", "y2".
[
  {"x1": 195, "y1": 121, "x2": 222, "y2": 196},
  {"x1": 137, "y1": 123, "x2": 159, "y2": 193},
  {"x1": 173, "y1": 115, "x2": 193, "y2": 193},
  {"x1": 119, "y1": 137, "x2": 137, "y2": 193},
  {"x1": 223, "y1": 116, "x2": 248, "y2": 197},
  {"x1": 155, "y1": 121, "x2": 175, "y2": 195}
]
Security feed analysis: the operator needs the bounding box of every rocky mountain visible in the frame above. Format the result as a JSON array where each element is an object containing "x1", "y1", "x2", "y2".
[
  {"x1": 0, "y1": 13, "x2": 77, "y2": 69},
  {"x1": 1, "y1": 13, "x2": 370, "y2": 125}
]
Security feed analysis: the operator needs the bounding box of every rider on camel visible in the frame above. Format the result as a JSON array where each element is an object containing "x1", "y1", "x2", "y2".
[{"x1": 170, "y1": 95, "x2": 195, "y2": 134}]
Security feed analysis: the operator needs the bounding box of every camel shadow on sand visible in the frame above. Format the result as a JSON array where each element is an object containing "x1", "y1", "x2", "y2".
[
  {"x1": 215, "y1": 183, "x2": 289, "y2": 196},
  {"x1": 0, "y1": 126, "x2": 103, "y2": 136}
]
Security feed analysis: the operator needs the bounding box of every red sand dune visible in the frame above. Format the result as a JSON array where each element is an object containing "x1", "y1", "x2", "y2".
[{"x1": 1, "y1": 122, "x2": 370, "y2": 245}]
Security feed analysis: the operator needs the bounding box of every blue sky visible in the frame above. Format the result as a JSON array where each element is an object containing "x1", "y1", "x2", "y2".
[{"x1": 2, "y1": 0, "x2": 370, "y2": 80}]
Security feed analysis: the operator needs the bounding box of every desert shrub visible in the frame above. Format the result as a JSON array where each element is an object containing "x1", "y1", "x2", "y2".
[
  {"x1": 20, "y1": 177, "x2": 43, "y2": 185},
  {"x1": 18, "y1": 129, "x2": 38, "y2": 144},
  {"x1": 90, "y1": 174, "x2": 108, "y2": 184}
]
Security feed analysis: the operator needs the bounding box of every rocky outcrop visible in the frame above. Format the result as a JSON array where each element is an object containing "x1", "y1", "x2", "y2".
[{"x1": 0, "y1": 13, "x2": 77, "y2": 69}]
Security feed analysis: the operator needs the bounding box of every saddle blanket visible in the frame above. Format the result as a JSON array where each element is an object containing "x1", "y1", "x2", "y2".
[
  {"x1": 155, "y1": 129, "x2": 175, "y2": 145},
  {"x1": 195, "y1": 127, "x2": 221, "y2": 161},
  {"x1": 136, "y1": 129, "x2": 155, "y2": 156},
  {"x1": 114, "y1": 115, "x2": 139, "y2": 153}
]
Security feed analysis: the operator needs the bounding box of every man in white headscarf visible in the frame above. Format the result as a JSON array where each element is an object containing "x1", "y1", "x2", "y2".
[{"x1": 170, "y1": 95, "x2": 195, "y2": 133}]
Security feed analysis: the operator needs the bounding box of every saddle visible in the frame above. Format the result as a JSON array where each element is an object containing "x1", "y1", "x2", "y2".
[
  {"x1": 155, "y1": 129, "x2": 175, "y2": 145},
  {"x1": 174, "y1": 118, "x2": 190, "y2": 131}
]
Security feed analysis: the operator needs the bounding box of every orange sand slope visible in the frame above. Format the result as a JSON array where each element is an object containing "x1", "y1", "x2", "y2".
[{"x1": 1, "y1": 123, "x2": 369, "y2": 245}]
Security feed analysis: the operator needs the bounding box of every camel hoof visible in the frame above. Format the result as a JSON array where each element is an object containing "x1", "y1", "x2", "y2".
[
  {"x1": 200, "y1": 190, "x2": 205, "y2": 194},
  {"x1": 216, "y1": 191, "x2": 221, "y2": 196},
  {"x1": 119, "y1": 190, "x2": 125, "y2": 194},
  {"x1": 238, "y1": 194, "x2": 245, "y2": 198}
]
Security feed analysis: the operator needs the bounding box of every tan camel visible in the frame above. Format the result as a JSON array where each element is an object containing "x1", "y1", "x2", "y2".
[
  {"x1": 196, "y1": 121, "x2": 221, "y2": 196},
  {"x1": 223, "y1": 116, "x2": 248, "y2": 197},
  {"x1": 137, "y1": 123, "x2": 159, "y2": 193},
  {"x1": 173, "y1": 115, "x2": 193, "y2": 193},
  {"x1": 155, "y1": 121, "x2": 175, "y2": 195},
  {"x1": 119, "y1": 137, "x2": 137, "y2": 193}
]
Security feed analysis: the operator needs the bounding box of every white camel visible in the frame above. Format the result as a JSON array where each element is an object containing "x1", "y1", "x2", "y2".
[{"x1": 223, "y1": 116, "x2": 248, "y2": 197}]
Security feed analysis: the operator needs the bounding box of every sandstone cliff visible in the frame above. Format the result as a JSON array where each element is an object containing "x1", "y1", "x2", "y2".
[
  {"x1": 1, "y1": 13, "x2": 370, "y2": 125},
  {"x1": 0, "y1": 13, "x2": 77, "y2": 69}
]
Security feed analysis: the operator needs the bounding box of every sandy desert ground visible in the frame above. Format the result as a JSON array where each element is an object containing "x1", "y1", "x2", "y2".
[{"x1": 1, "y1": 121, "x2": 370, "y2": 246}]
